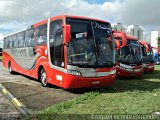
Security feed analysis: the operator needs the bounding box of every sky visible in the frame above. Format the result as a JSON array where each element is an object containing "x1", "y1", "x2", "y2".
[{"x1": 0, "y1": 0, "x2": 160, "y2": 42}]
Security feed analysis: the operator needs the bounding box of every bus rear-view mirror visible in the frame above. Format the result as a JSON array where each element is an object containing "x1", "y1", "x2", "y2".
[
  {"x1": 113, "y1": 31, "x2": 127, "y2": 47},
  {"x1": 62, "y1": 24, "x2": 71, "y2": 44},
  {"x1": 114, "y1": 39, "x2": 120, "y2": 50}
]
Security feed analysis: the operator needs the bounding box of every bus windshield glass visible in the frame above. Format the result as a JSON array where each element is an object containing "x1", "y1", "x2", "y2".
[
  {"x1": 117, "y1": 39, "x2": 142, "y2": 65},
  {"x1": 66, "y1": 18, "x2": 115, "y2": 68},
  {"x1": 142, "y1": 46, "x2": 154, "y2": 63}
]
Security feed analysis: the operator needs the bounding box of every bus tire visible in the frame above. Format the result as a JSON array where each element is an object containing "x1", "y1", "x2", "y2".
[
  {"x1": 8, "y1": 62, "x2": 14, "y2": 74},
  {"x1": 40, "y1": 68, "x2": 48, "y2": 87}
]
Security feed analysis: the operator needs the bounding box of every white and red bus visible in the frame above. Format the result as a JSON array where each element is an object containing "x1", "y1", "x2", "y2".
[
  {"x1": 113, "y1": 31, "x2": 143, "y2": 77},
  {"x1": 2, "y1": 15, "x2": 117, "y2": 89},
  {"x1": 139, "y1": 40, "x2": 154, "y2": 73}
]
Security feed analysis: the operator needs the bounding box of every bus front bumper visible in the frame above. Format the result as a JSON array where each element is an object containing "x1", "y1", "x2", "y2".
[
  {"x1": 143, "y1": 63, "x2": 154, "y2": 73},
  {"x1": 63, "y1": 73, "x2": 116, "y2": 89},
  {"x1": 116, "y1": 65, "x2": 143, "y2": 77}
]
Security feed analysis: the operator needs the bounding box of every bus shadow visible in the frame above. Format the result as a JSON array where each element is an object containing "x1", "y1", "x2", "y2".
[
  {"x1": 142, "y1": 69, "x2": 160, "y2": 79},
  {"x1": 67, "y1": 77, "x2": 160, "y2": 94},
  {"x1": 66, "y1": 88, "x2": 102, "y2": 94},
  {"x1": 99, "y1": 79, "x2": 160, "y2": 94}
]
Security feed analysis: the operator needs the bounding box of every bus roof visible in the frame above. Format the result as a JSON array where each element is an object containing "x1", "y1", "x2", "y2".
[
  {"x1": 113, "y1": 31, "x2": 124, "y2": 38},
  {"x1": 64, "y1": 15, "x2": 109, "y2": 23},
  {"x1": 113, "y1": 31, "x2": 138, "y2": 41},
  {"x1": 4, "y1": 15, "x2": 110, "y2": 38},
  {"x1": 33, "y1": 15, "x2": 109, "y2": 27},
  {"x1": 139, "y1": 40, "x2": 150, "y2": 45},
  {"x1": 139, "y1": 40, "x2": 151, "y2": 53},
  {"x1": 4, "y1": 26, "x2": 32, "y2": 38},
  {"x1": 126, "y1": 35, "x2": 137, "y2": 41}
]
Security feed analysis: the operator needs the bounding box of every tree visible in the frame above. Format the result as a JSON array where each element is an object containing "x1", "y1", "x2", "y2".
[{"x1": 158, "y1": 37, "x2": 160, "y2": 40}]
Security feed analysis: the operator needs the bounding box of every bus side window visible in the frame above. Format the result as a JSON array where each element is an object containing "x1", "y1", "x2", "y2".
[
  {"x1": 25, "y1": 28, "x2": 35, "y2": 47},
  {"x1": 3, "y1": 38, "x2": 6, "y2": 49},
  {"x1": 50, "y1": 19, "x2": 64, "y2": 67},
  {"x1": 13, "y1": 34, "x2": 18, "y2": 48},
  {"x1": 36, "y1": 24, "x2": 47, "y2": 45},
  {"x1": 9, "y1": 36, "x2": 13, "y2": 48},
  {"x1": 5, "y1": 38, "x2": 9, "y2": 49},
  {"x1": 18, "y1": 31, "x2": 25, "y2": 47},
  {"x1": 4, "y1": 38, "x2": 8, "y2": 49}
]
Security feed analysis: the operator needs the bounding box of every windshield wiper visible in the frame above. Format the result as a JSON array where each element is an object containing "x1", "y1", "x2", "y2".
[{"x1": 91, "y1": 21, "x2": 99, "y2": 60}]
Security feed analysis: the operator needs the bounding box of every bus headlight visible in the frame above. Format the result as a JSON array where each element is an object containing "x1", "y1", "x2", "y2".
[
  {"x1": 110, "y1": 70, "x2": 116, "y2": 75},
  {"x1": 67, "y1": 70, "x2": 82, "y2": 76}
]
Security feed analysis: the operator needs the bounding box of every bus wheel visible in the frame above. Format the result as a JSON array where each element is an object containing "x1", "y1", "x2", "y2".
[
  {"x1": 8, "y1": 62, "x2": 14, "y2": 74},
  {"x1": 40, "y1": 68, "x2": 48, "y2": 87}
]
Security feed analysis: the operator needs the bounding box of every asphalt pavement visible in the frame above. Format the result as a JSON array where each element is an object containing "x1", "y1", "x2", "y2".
[{"x1": 0, "y1": 92, "x2": 19, "y2": 114}]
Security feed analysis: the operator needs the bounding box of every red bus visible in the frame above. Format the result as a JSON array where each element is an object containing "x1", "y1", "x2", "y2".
[
  {"x1": 113, "y1": 31, "x2": 143, "y2": 77},
  {"x1": 139, "y1": 40, "x2": 154, "y2": 73},
  {"x1": 2, "y1": 15, "x2": 117, "y2": 89}
]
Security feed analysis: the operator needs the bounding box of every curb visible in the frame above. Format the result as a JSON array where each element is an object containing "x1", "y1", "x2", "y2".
[{"x1": 0, "y1": 83, "x2": 31, "y2": 118}]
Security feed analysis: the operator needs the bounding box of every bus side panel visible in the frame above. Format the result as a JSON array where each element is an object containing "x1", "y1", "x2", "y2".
[
  {"x1": 2, "y1": 50, "x2": 36, "y2": 78},
  {"x1": 2, "y1": 50, "x2": 25, "y2": 73},
  {"x1": 2, "y1": 49, "x2": 49, "y2": 80},
  {"x1": 2, "y1": 51, "x2": 10, "y2": 68}
]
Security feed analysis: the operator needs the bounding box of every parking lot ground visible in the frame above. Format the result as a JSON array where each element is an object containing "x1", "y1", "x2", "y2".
[
  {"x1": 0, "y1": 92, "x2": 19, "y2": 114},
  {"x1": 0, "y1": 63, "x2": 80, "y2": 113}
]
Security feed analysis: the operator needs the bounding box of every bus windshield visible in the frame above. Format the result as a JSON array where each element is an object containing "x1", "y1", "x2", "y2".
[
  {"x1": 117, "y1": 39, "x2": 142, "y2": 65},
  {"x1": 66, "y1": 18, "x2": 116, "y2": 68},
  {"x1": 142, "y1": 46, "x2": 154, "y2": 63}
]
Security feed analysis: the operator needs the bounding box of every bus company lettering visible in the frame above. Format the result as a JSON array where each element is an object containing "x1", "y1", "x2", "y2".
[
  {"x1": 11, "y1": 48, "x2": 27, "y2": 57},
  {"x1": 93, "y1": 22, "x2": 111, "y2": 31}
]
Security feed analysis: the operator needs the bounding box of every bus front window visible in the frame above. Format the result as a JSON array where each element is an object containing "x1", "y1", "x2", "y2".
[
  {"x1": 66, "y1": 18, "x2": 116, "y2": 68},
  {"x1": 143, "y1": 46, "x2": 154, "y2": 63},
  {"x1": 117, "y1": 40, "x2": 142, "y2": 65}
]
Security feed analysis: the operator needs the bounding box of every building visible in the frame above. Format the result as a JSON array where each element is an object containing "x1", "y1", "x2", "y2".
[
  {"x1": 127, "y1": 24, "x2": 143, "y2": 40},
  {"x1": 112, "y1": 23, "x2": 144, "y2": 40},
  {"x1": 111, "y1": 23, "x2": 126, "y2": 32},
  {"x1": 138, "y1": 28, "x2": 143, "y2": 40},
  {"x1": 151, "y1": 31, "x2": 160, "y2": 49}
]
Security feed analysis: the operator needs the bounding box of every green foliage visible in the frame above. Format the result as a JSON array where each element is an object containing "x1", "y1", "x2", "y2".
[{"x1": 30, "y1": 92, "x2": 100, "y2": 120}]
